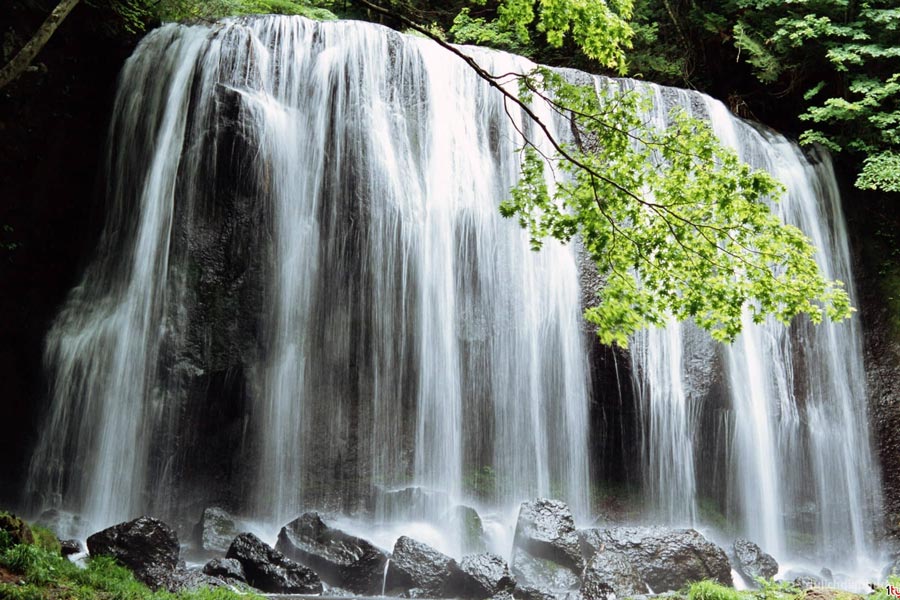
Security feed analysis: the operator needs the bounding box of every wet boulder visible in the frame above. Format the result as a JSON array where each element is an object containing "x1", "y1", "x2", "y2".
[
  {"x1": 579, "y1": 526, "x2": 732, "y2": 591},
  {"x1": 226, "y1": 532, "x2": 323, "y2": 594},
  {"x1": 60, "y1": 538, "x2": 83, "y2": 557},
  {"x1": 385, "y1": 535, "x2": 460, "y2": 596},
  {"x1": 276, "y1": 512, "x2": 388, "y2": 594},
  {"x1": 513, "y1": 586, "x2": 557, "y2": 600},
  {"x1": 580, "y1": 549, "x2": 647, "y2": 600},
  {"x1": 454, "y1": 553, "x2": 516, "y2": 599},
  {"x1": 732, "y1": 538, "x2": 778, "y2": 583},
  {"x1": 512, "y1": 499, "x2": 583, "y2": 591},
  {"x1": 202, "y1": 557, "x2": 247, "y2": 583},
  {"x1": 783, "y1": 569, "x2": 823, "y2": 590},
  {"x1": 193, "y1": 507, "x2": 238, "y2": 554},
  {"x1": 86, "y1": 516, "x2": 180, "y2": 590},
  {"x1": 165, "y1": 567, "x2": 227, "y2": 592}
]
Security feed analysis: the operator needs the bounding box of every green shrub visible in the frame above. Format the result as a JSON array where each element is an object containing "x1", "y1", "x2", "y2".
[
  {"x1": 29, "y1": 523, "x2": 61, "y2": 554},
  {"x1": 689, "y1": 580, "x2": 745, "y2": 600}
]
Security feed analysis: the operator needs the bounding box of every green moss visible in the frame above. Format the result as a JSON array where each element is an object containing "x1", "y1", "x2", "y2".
[{"x1": 0, "y1": 512, "x2": 34, "y2": 549}]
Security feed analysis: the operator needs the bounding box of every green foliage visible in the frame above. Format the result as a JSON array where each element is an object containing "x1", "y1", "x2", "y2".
[
  {"x1": 869, "y1": 576, "x2": 900, "y2": 600},
  {"x1": 445, "y1": 0, "x2": 635, "y2": 72},
  {"x1": 0, "y1": 538, "x2": 260, "y2": 599},
  {"x1": 450, "y1": 8, "x2": 527, "y2": 54},
  {"x1": 501, "y1": 68, "x2": 851, "y2": 346},
  {"x1": 689, "y1": 580, "x2": 745, "y2": 600},
  {"x1": 29, "y1": 524, "x2": 61, "y2": 554},
  {"x1": 90, "y1": 0, "x2": 339, "y2": 33},
  {"x1": 688, "y1": 579, "x2": 799, "y2": 600}
]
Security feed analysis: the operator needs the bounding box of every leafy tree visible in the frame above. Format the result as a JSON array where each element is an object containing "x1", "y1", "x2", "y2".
[{"x1": 627, "y1": 0, "x2": 900, "y2": 193}]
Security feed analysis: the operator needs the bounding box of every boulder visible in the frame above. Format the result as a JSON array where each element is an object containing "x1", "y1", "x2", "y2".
[
  {"x1": 385, "y1": 535, "x2": 460, "y2": 596},
  {"x1": 512, "y1": 499, "x2": 583, "y2": 591},
  {"x1": 783, "y1": 569, "x2": 823, "y2": 590},
  {"x1": 579, "y1": 526, "x2": 732, "y2": 592},
  {"x1": 193, "y1": 507, "x2": 238, "y2": 554},
  {"x1": 513, "y1": 586, "x2": 557, "y2": 600},
  {"x1": 0, "y1": 512, "x2": 34, "y2": 546},
  {"x1": 202, "y1": 557, "x2": 247, "y2": 583},
  {"x1": 226, "y1": 532, "x2": 323, "y2": 594},
  {"x1": 60, "y1": 538, "x2": 83, "y2": 557},
  {"x1": 513, "y1": 547, "x2": 582, "y2": 591},
  {"x1": 581, "y1": 549, "x2": 647, "y2": 600},
  {"x1": 165, "y1": 567, "x2": 227, "y2": 592},
  {"x1": 275, "y1": 512, "x2": 389, "y2": 594},
  {"x1": 86, "y1": 516, "x2": 180, "y2": 590},
  {"x1": 732, "y1": 538, "x2": 778, "y2": 583},
  {"x1": 454, "y1": 553, "x2": 516, "y2": 599}
]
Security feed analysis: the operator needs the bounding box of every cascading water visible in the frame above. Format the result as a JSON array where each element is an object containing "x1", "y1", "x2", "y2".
[
  {"x1": 23, "y1": 13, "x2": 883, "y2": 575},
  {"x1": 631, "y1": 85, "x2": 884, "y2": 572},
  {"x1": 25, "y1": 16, "x2": 590, "y2": 553}
]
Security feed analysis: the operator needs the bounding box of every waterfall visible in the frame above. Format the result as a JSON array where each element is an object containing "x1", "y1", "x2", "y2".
[
  {"x1": 25, "y1": 16, "x2": 590, "y2": 549},
  {"x1": 23, "y1": 14, "x2": 882, "y2": 572},
  {"x1": 631, "y1": 86, "x2": 884, "y2": 570}
]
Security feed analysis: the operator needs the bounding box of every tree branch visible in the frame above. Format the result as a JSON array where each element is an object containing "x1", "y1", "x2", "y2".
[{"x1": 0, "y1": 0, "x2": 81, "y2": 91}]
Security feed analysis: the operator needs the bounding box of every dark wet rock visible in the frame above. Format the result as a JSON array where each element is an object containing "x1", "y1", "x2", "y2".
[
  {"x1": 819, "y1": 568, "x2": 833, "y2": 584},
  {"x1": 0, "y1": 512, "x2": 34, "y2": 546},
  {"x1": 453, "y1": 505, "x2": 486, "y2": 553},
  {"x1": 513, "y1": 547, "x2": 581, "y2": 591},
  {"x1": 60, "y1": 538, "x2": 83, "y2": 557},
  {"x1": 513, "y1": 585, "x2": 556, "y2": 600},
  {"x1": 512, "y1": 499, "x2": 583, "y2": 591},
  {"x1": 732, "y1": 538, "x2": 778, "y2": 583},
  {"x1": 275, "y1": 512, "x2": 388, "y2": 594},
  {"x1": 581, "y1": 549, "x2": 648, "y2": 600},
  {"x1": 86, "y1": 516, "x2": 180, "y2": 590},
  {"x1": 579, "y1": 526, "x2": 732, "y2": 591},
  {"x1": 385, "y1": 535, "x2": 460, "y2": 596},
  {"x1": 514, "y1": 499, "x2": 583, "y2": 572},
  {"x1": 202, "y1": 557, "x2": 246, "y2": 583},
  {"x1": 454, "y1": 553, "x2": 516, "y2": 599},
  {"x1": 226, "y1": 532, "x2": 323, "y2": 594},
  {"x1": 165, "y1": 567, "x2": 226, "y2": 592},
  {"x1": 193, "y1": 507, "x2": 237, "y2": 554}
]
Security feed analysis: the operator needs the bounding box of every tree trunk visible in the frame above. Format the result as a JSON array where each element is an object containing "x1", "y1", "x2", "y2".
[{"x1": 0, "y1": 0, "x2": 81, "y2": 91}]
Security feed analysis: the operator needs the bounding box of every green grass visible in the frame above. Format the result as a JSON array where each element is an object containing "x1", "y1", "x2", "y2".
[{"x1": 0, "y1": 540, "x2": 260, "y2": 600}]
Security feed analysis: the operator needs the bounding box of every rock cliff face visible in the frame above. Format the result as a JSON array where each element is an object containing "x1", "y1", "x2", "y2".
[
  {"x1": 844, "y1": 187, "x2": 900, "y2": 541},
  {"x1": 0, "y1": 2, "x2": 138, "y2": 507}
]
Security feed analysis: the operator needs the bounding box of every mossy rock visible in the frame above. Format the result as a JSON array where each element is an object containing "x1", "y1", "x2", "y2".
[
  {"x1": 0, "y1": 511, "x2": 34, "y2": 548},
  {"x1": 799, "y1": 588, "x2": 864, "y2": 600}
]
